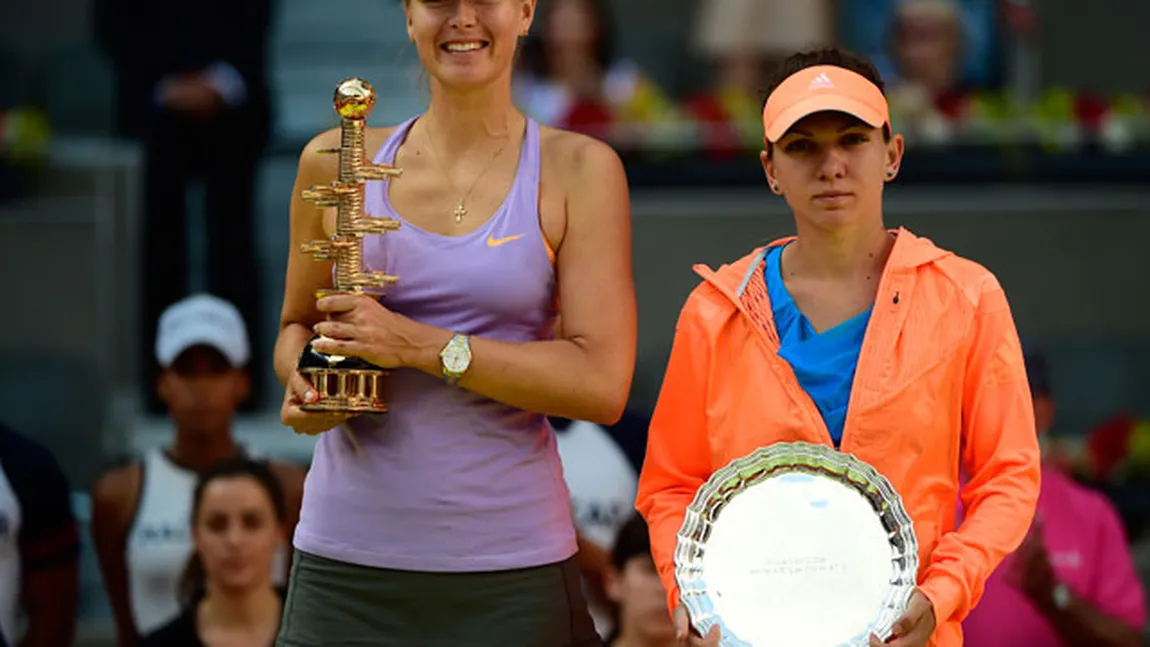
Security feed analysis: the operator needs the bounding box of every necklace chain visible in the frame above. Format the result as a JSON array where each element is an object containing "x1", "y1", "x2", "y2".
[{"x1": 425, "y1": 122, "x2": 514, "y2": 223}]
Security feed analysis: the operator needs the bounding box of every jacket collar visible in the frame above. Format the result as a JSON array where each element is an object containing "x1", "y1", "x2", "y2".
[{"x1": 693, "y1": 227, "x2": 950, "y2": 301}]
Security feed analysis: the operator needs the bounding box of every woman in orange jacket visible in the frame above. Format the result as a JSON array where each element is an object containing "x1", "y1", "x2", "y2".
[{"x1": 635, "y1": 47, "x2": 1042, "y2": 647}]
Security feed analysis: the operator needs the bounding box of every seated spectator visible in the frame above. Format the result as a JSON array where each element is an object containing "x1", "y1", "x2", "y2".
[
  {"x1": 839, "y1": 0, "x2": 1002, "y2": 89},
  {"x1": 515, "y1": 0, "x2": 676, "y2": 145},
  {"x1": 687, "y1": 0, "x2": 833, "y2": 153},
  {"x1": 604, "y1": 514, "x2": 674, "y2": 647},
  {"x1": 91, "y1": 295, "x2": 305, "y2": 646},
  {"x1": 0, "y1": 422, "x2": 79, "y2": 647},
  {"x1": 962, "y1": 346, "x2": 1146, "y2": 646},
  {"x1": 140, "y1": 458, "x2": 288, "y2": 647},
  {"x1": 884, "y1": 0, "x2": 973, "y2": 143}
]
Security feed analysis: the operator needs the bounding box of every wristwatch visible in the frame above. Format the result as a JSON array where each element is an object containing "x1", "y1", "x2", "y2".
[
  {"x1": 439, "y1": 333, "x2": 472, "y2": 385},
  {"x1": 1051, "y1": 581, "x2": 1072, "y2": 610}
]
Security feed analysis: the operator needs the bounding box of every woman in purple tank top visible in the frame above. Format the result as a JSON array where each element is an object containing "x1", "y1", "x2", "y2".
[{"x1": 271, "y1": 1, "x2": 636, "y2": 646}]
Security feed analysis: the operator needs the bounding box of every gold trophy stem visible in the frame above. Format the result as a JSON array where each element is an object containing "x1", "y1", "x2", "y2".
[{"x1": 336, "y1": 118, "x2": 366, "y2": 294}]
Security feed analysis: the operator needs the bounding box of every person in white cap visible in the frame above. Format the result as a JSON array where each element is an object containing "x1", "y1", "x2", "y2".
[{"x1": 89, "y1": 294, "x2": 306, "y2": 647}]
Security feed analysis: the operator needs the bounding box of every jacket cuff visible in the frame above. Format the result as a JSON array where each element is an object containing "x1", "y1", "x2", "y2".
[
  {"x1": 665, "y1": 581, "x2": 681, "y2": 616},
  {"x1": 918, "y1": 571, "x2": 966, "y2": 626}
]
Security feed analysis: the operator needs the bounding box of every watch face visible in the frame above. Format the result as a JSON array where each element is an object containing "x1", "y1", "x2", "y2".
[
  {"x1": 1053, "y1": 583, "x2": 1072, "y2": 609},
  {"x1": 442, "y1": 342, "x2": 470, "y2": 373}
]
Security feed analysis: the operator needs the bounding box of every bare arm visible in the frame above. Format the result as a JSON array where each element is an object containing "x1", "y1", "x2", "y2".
[
  {"x1": 273, "y1": 128, "x2": 344, "y2": 386},
  {"x1": 315, "y1": 135, "x2": 637, "y2": 424},
  {"x1": 422, "y1": 137, "x2": 636, "y2": 423},
  {"x1": 1038, "y1": 592, "x2": 1143, "y2": 647},
  {"x1": 1023, "y1": 500, "x2": 1146, "y2": 647},
  {"x1": 91, "y1": 466, "x2": 142, "y2": 647}
]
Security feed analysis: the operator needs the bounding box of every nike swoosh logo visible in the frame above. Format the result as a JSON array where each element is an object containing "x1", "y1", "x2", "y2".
[{"x1": 487, "y1": 234, "x2": 524, "y2": 247}]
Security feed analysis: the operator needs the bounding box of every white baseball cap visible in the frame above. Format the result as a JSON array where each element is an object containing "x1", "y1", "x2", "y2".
[{"x1": 155, "y1": 294, "x2": 250, "y2": 368}]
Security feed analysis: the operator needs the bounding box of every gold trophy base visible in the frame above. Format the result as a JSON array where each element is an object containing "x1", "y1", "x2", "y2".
[
  {"x1": 298, "y1": 368, "x2": 389, "y2": 413},
  {"x1": 297, "y1": 335, "x2": 389, "y2": 413}
]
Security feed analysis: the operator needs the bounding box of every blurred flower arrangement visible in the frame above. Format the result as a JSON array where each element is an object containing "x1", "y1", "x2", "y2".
[
  {"x1": 0, "y1": 105, "x2": 50, "y2": 201},
  {"x1": 0, "y1": 106, "x2": 51, "y2": 162},
  {"x1": 554, "y1": 84, "x2": 1150, "y2": 158},
  {"x1": 1046, "y1": 414, "x2": 1150, "y2": 486},
  {"x1": 891, "y1": 87, "x2": 1150, "y2": 153}
]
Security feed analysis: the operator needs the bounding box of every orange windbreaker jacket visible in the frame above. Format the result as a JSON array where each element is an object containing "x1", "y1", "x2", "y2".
[{"x1": 635, "y1": 228, "x2": 1042, "y2": 647}]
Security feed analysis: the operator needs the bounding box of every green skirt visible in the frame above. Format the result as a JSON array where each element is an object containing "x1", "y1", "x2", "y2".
[{"x1": 275, "y1": 550, "x2": 604, "y2": 647}]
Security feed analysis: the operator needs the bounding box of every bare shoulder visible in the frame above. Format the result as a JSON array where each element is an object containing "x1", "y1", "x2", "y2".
[
  {"x1": 539, "y1": 127, "x2": 627, "y2": 190},
  {"x1": 91, "y1": 461, "x2": 141, "y2": 522},
  {"x1": 297, "y1": 125, "x2": 397, "y2": 174}
]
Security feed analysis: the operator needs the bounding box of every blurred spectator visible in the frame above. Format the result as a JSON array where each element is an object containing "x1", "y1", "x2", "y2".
[
  {"x1": 92, "y1": 0, "x2": 274, "y2": 413},
  {"x1": 553, "y1": 417, "x2": 639, "y2": 638},
  {"x1": 962, "y1": 346, "x2": 1146, "y2": 647},
  {"x1": 140, "y1": 458, "x2": 288, "y2": 647},
  {"x1": 515, "y1": 0, "x2": 677, "y2": 145},
  {"x1": 603, "y1": 513, "x2": 674, "y2": 647},
  {"x1": 686, "y1": 0, "x2": 832, "y2": 152},
  {"x1": 91, "y1": 295, "x2": 304, "y2": 647},
  {"x1": 0, "y1": 422, "x2": 79, "y2": 647},
  {"x1": 884, "y1": 0, "x2": 973, "y2": 143},
  {"x1": 839, "y1": 0, "x2": 1001, "y2": 89}
]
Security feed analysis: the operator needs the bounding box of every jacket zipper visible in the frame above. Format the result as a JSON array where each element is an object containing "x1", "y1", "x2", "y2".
[{"x1": 837, "y1": 271, "x2": 902, "y2": 453}]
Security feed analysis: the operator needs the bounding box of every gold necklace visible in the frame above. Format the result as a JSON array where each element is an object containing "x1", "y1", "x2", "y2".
[{"x1": 426, "y1": 123, "x2": 515, "y2": 223}]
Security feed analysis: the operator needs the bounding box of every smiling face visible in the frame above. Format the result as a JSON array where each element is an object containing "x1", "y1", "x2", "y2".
[
  {"x1": 405, "y1": 0, "x2": 536, "y2": 90},
  {"x1": 763, "y1": 111, "x2": 903, "y2": 232}
]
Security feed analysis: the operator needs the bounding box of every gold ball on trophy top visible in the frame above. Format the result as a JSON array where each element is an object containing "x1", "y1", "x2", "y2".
[{"x1": 333, "y1": 77, "x2": 376, "y2": 121}]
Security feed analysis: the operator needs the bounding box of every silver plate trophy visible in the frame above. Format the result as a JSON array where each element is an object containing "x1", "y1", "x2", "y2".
[{"x1": 674, "y1": 442, "x2": 919, "y2": 647}]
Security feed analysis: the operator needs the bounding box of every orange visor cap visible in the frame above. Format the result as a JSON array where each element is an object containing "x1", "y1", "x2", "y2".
[{"x1": 762, "y1": 65, "x2": 891, "y2": 144}]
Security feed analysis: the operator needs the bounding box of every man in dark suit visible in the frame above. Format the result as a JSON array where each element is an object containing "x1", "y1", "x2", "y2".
[{"x1": 93, "y1": 0, "x2": 274, "y2": 411}]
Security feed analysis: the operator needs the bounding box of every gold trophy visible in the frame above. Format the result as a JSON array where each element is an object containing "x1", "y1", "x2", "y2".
[{"x1": 297, "y1": 78, "x2": 402, "y2": 413}]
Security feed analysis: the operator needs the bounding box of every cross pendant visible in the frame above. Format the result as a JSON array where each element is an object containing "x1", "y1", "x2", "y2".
[{"x1": 453, "y1": 201, "x2": 467, "y2": 223}]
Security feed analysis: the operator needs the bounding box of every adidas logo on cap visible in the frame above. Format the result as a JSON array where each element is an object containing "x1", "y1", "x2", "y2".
[{"x1": 808, "y1": 73, "x2": 835, "y2": 90}]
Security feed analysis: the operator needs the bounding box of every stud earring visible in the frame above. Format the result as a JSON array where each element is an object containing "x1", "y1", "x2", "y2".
[{"x1": 886, "y1": 170, "x2": 895, "y2": 178}]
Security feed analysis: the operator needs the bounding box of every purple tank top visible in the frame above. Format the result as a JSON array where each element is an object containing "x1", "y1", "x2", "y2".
[{"x1": 293, "y1": 116, "x2": 577, "y2": 572}]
